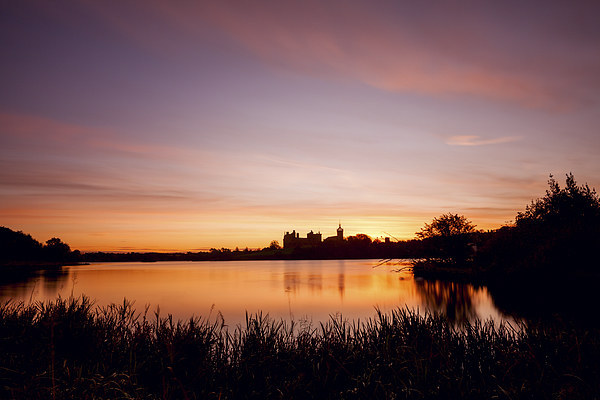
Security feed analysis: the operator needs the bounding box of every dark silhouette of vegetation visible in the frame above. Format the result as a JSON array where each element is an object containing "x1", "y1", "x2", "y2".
[
  {"x1": 2, "y1": 175, "x2": 600, "y2": 397},
  {"x1": 412, "y1": 213, "x2": 477, "y2": 276},
  {"x1": 477, "y1": 173, "x2": 600, "y2": 279},
  {"x1": 410, "y1": 174, "x2": 600, "y2": 283},
  {"x1": 0, "y1": 225, "x2": 425, "y2": 266},
  {"x1": 516, "y1": 173, "x2": 599, "y2": 226},
  {"x1": 78, "y1": 236, "x2": 426, "y2": 263},
  {"x1": 3, "y1": 173, "x2": 596, "y2": 278},
  {"x1": 416, "y1": 213, "x2": 476, "y2": 239},
  {"x1": 1, "y1": 296, "x2": 599, "y2": 399},
  {"x1": 0, "y1": 227, "x2": 79, "y2": 268},
  {"x1": 208, "y1": 247, "x2": 233, "y2": 261},
  {"x1": 0, "y1": 227, "x2": 43, "y2": 263},
  {"x1": 43, "y1": 238, "x2": 71, "y2": 262}
]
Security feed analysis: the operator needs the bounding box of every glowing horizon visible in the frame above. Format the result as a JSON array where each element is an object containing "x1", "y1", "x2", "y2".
[{"x1": 1, "y1": 1, "x2": 599, "y2": 252}]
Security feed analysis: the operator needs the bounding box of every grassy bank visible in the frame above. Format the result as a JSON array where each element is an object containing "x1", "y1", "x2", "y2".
[{"x1": 1, "y1": 297, "x2": 599, "y2": 399}]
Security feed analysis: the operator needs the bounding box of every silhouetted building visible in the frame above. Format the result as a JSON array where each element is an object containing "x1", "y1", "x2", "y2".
[
  {"x1": 324, "y1": 223, "x2": 345, "y2": 243},
  {"x1": 283, "y1": 230, "x2": 322, "y2": 248},
  {"x1": 285, "y1": 224, "x2": 346, "y2": 248}
]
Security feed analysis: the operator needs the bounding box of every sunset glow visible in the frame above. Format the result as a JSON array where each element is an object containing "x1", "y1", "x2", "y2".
[
  {"x1": 1, "y1": 1, "x2": 599, "y2": 251},
  {"x1": 0, "y1": 260, "x2": 505, "y2": 326}
]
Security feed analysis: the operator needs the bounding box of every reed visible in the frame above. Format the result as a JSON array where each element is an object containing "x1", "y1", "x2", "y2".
[{"x1": 0, "y1": 297, "x2": 598, "y2": 399}]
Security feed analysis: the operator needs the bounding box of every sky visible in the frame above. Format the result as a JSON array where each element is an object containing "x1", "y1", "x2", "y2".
[{"x1": 1, "y1": 0, "x2": 599, "y2": 252}]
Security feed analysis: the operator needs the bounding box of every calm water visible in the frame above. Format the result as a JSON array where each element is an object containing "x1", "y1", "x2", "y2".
[{"x1": 0, "y1": 260, "x2": 509, "y2": 326}]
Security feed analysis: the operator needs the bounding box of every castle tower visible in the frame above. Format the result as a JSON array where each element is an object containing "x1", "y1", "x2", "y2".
[{"x1": 337, "y1": 223, "x2": 344, "y2": 241}]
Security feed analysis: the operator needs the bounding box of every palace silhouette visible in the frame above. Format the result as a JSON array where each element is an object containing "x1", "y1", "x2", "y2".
[{"x1": 283, "y1": 224, "x2": 344, "y2": 248}]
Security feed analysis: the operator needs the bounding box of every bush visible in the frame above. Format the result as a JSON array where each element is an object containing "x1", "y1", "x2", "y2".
[{"x1": 478, "y1": 173, "x2": 600, "y2": 276}]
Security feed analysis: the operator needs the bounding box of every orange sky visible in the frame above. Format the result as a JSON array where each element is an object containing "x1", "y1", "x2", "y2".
[{"x1": 1, "y1": 1, "x2": 599, "y2": 251}]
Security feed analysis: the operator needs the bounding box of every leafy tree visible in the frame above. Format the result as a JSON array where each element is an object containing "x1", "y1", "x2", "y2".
[
  {"x1": 269, "y1": 240, "x2": 282, "y2": 250},
  {"x1": 43, "y1": 237, "x2": 71, "y2": 261},
  {"x1": 0, "y1": 227, "x2": 43, "y2": 262},
  {"x1": 208, "y1": 247, "x2": 233, "y2": 260},
  {"x1": 347, "y1": 233, "x2": 372, "y2": 244},
  {"x1": 416, "y1": 214, "x2": 476, "y2": 239},
  {"x1": 516, "y1": 173, "x2": 600, "y2": 227},
  {"x1": 344, "y1": 234, "x2": 374, "y2": 257},
  {"x1": 416, "y1": 214, "x2": 476, "y2": 264},
  {"x1": 478, "y1": 173, "x2": 600, "y2": 276}
]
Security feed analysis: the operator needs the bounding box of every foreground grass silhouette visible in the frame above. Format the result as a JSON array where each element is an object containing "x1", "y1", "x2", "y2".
[{"x1": 1, "y1": 297, "x2": 599, "y2": 399}]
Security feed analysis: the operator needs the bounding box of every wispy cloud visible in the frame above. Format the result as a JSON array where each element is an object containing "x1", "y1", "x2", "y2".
[
  {"x1": 445, "y1": 135, "x2": 521, "y2": 147},
  {"x1": 82, "y1": 1, "x2": 600, "y2": 109},
  {"x1": 3, "y1": 2, "x2": 600, "y2": 251},
  {"x1": 0, "y1": 112, "x2": 98, "y2": 142}
]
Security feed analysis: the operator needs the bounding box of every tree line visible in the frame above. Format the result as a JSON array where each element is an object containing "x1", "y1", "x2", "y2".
[
  {"x1": 0, "y1": 228, "x2": 77, "y2": 265},
  {"x1": 2, "y1": 173, "x2": 598, "y2": 275},
  {"x1": 414, "y1": 173, "x2": 600, "y2": 280}
]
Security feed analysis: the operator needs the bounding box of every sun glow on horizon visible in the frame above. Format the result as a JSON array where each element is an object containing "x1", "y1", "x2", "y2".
[
  {"x1": 1, "y1": 1, "x2": 599, "y2": 250},
  {"x1": 1, "y1": 212, "x2": 510, "y2": 253}
]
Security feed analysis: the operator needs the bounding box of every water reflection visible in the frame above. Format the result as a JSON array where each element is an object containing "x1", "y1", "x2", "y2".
[
  {"x1": 282, "y1": 264, "x2": 346, "y2": 300},
  {"x1": 337, "y1": 273, "x2": 345, "y2": 299},
  {"x1": 0, "y1": 260, "x2": 505, "y2": 326},
  {"x1": 283, "y1": 272, "x2": 299, "y2": 294},
  {"x1": 415, "y1": 279, "x2": 478, "y2": 323},
  {"x1": 41, "y1": 267, "x2": 71, "y2": 295},
  {"x1": 307, "y1": 274, "x2": 322, "y2": 293},
  {"x1": 0, "y1": 267, "x2": 70, "y2": 302},
  {"x1": 488, "y1": 277, "x2": 600, "y2": 327}
]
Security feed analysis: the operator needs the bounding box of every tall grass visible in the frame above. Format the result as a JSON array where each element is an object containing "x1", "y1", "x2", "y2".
[{"x1": 0, "y1": 297, "x2": 598, "y2": 399}]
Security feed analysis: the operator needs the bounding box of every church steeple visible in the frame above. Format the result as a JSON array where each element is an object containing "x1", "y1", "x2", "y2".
[{"x1": 337, "y1": 222, "x2": 343, "y2": 240}]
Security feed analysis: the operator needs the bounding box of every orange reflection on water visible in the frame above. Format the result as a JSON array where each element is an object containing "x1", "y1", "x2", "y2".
[{"x1": 0, "y1": 260, "x2": 507, "y2": 326}]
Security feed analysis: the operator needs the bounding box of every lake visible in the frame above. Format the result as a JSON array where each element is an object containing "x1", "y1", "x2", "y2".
[{"x1": 0, "y1": 259, "x2": 510, "y2": 326}]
